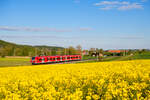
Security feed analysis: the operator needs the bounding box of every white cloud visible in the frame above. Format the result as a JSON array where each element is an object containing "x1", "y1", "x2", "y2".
[
  {"x1": 0, "y1": 26, "x2": 72, "y2": 32},
  {"x1": 141, "y1": 0, "x2": 148, "y2": 2},
  {"x1": 100, "y1": 6, "x2": 114, "y2": 10},
  {"x1": 79, "y1": 27, "x2": 92, "y2": 31},
  {"x1": 95, "y1": 1, "x2": 129, "y2": 6},
  {"x1": 0, "y1": 26, "x2": 93, "y2": 32},
  {"x1": 117, "y1": 36, "x2": 145, "y2": 39},
  {"x1": 94, "y1": 1, "x2": 144, "y2": 11},
  {"x1": 118, "y1": 3, "x2": 143, "y2": 10}
]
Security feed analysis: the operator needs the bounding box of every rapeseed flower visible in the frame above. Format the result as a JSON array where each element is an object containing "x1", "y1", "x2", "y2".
[{"x1": 0, "y1": 60, "x2": 149, "y2": 99}]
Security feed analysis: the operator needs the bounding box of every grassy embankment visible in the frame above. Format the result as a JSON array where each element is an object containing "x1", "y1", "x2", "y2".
[{"x1": 0, "y1": 57, "x2": 31, "y2": 67}]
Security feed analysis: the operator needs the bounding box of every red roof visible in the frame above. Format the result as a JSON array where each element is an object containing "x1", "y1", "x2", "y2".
[{"x1": 108, "y1": 50, "x2": 126, "y2": 53}]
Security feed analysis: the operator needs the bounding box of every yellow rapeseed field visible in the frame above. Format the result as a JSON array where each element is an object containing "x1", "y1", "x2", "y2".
[{"x1": 0, "y1": 60, "x2": 150, "y2": 100}]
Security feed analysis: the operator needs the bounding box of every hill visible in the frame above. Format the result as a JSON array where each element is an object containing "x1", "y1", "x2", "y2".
[{"x1": 0, "y1": 39, "x2": 64, "y2": 57}]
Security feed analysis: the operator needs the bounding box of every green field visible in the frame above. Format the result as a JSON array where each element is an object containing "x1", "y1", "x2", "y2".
[
  {"x1": 102, "y1": 53, "x2": 150, "y2": 61},
  {"x1": 130, "y1": 53, "x2": 150, "y2": 59},
  {"x1": 0, "y1": 57, "x2": 31, "y2": 67},
  {"x1": 103, "y1": 55, "x2": 132, "y2": 61},
  {"x1": 82, "y1": 55, "x2": 97, "y2": 60}
]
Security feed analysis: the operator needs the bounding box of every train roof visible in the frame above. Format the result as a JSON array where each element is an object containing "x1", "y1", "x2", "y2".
[{"x1": 32, "y1": 55, "x2": 81, "y2": 58}]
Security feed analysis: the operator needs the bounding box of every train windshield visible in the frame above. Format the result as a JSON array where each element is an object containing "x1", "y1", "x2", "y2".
[{"x1": 32, "y1": 57, "x2": 35, "y2": 60}]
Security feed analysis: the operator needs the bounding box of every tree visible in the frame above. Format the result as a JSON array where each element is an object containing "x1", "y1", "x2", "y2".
[
  {"x1": 127, "y1": 49, "x2": 133, "y2": 55},
  {"x1": 0, "y1": 48, "x2": 6, "y2": 57},
  {"x1": 96, "y1": 48, "x2": 99, "y2": 53},
  {"x1": 51, "y1": 50, "x2": 57, "y2": 56},
  {"x1": 62, "y1": 48, "x2": 67, "y2": 55},
  {"x1": 46, "y1": 49, "x2": 52, "y2": 56},
  {"x1": 3, "y1": 45, "x2": 14, "y2": 56},
  {"x1": 56, "y1": 49, "x2": 63, "y2": 55},
  {"x1": 98, "y1": 55, "x2": 103, "y2": 61},
  {"x1": 141, "y1": 49, "x2": 147, "y2": 54},
  {"x1": 15, "y1": 48, "x2": 23, "y2": 56},
  {"x1": 68, "y1": 46, "x2": 77, "y2": 55},
  {"x1": 89, "y1": 48, "x2": 95, "y2": 56},
  {"x1": 99, "y1": 49, "x2": 104, "y2": 54},
  {"x1": 76, "y1": 45, "x2": 82, "y2": 55}
]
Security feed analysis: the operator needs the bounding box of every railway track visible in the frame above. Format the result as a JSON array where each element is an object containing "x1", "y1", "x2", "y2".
[{"x1": 32, "y1": 59, "x2": 97, "y2": 65}]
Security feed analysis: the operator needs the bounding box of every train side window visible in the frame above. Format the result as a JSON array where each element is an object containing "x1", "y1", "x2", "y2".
[
  {"x1": 32, "y1": 57, "x2": 35, "y2": 60},
  {"x1": 39, "y1": 58, "x2": 42, "y2": 61},
  {"x1": 57, "y1": 57, "x2": 60, "y2": 60}
]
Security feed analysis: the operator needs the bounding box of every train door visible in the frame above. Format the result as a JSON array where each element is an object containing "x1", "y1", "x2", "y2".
[
  {"x1": 55, "y1": 57, "x2": 57, "y2": 62},
  {"x1": 42, "y1": 57, "x2": 45, "y2": 63},
  {"x1": 60, "y1": 56, "x2": 62, "y2": 61}
]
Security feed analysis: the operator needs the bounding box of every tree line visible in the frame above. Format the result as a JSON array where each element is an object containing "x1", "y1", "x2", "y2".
[{"x1": 0, "y1": 40, "x2": 82, "y2": 57}]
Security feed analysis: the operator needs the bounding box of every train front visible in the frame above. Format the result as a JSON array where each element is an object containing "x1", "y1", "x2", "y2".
[{"x1": 30, "y1": 57, "x2": 36, "y2": 65}]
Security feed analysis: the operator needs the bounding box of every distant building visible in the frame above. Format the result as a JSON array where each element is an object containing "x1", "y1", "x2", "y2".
[
  {"x1": 107, "y1": 50, "x2": 129, "y2": 56},
  {"x1": 82, "y1": 50, "x2": 89, "y2": 55},
  {"x1": 91, "y1": 52, "x2": 99, "y2": 57},
  {"x1": 107, "y1": 50, "x2": 128, "y2": 53}
]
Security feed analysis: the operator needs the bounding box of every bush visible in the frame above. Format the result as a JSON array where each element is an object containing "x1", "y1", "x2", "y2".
[{"x1": 1, "y1": 55, "x2": 5, "y2": 58}]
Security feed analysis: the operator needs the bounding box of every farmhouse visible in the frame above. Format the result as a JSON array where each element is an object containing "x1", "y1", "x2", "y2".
[
  {"x1": 107, "y1": 50, "x2": 129, "y2": 56},
  {"x1": 108, "y1": 50, "x2": 126, "y2": 53}
]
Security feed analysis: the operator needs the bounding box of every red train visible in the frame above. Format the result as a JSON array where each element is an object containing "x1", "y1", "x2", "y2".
[{"x1": 30, "y1": 55, "x2": 81, "y2": 65}]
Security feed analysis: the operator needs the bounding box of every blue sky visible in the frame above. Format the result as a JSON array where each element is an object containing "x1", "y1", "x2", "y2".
[{"x1": 0, "y1": 0, "x2": 150, "y2": 49}]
